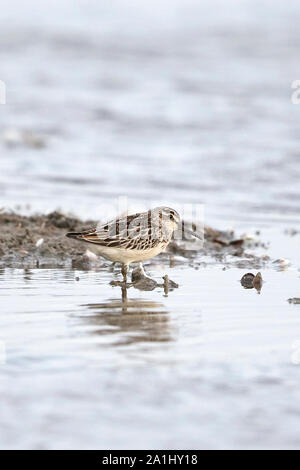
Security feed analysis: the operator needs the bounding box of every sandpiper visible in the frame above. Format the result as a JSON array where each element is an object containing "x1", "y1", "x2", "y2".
[{"x1": 66, "y1": 206, "x2": 201, "y2": 283}]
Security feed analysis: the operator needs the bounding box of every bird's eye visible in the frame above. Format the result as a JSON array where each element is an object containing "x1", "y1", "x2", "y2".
[{"x1": 169, "y1": 212, "x2": 175, "y2": 220}]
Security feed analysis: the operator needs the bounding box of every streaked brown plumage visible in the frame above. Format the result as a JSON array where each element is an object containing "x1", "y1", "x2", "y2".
[{"x1": 66, "y1": 206, "x2": 201, "y2": 282}]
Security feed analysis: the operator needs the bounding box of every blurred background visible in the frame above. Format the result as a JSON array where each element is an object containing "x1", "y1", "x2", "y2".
[{"x1": 1, "y1": 0, "x2": 300, "y2": 229}]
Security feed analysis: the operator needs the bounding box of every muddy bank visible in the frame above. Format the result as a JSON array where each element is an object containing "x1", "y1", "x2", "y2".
[{"x1": 0, "y1": 211, "x2": 268, "y2": 269}]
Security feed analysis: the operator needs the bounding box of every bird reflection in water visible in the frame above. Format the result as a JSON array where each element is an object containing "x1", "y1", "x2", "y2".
[{"x1": 81, "y1": 284, "x2": 172, "y2": 345}]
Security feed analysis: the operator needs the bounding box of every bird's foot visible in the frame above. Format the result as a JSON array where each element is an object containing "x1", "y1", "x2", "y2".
[
  {"x1": 110, "y1": 280, "x2": 132, "y2": 289},
  {"x1": 162, "y1": 275, "x2": 179, "y2": 289}
]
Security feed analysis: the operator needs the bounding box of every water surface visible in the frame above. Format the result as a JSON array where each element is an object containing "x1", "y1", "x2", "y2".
[{"x1": 1, "y1": 253, "x2": 300, "y2": 449}]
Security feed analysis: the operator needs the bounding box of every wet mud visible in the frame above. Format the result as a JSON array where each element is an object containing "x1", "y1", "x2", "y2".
[{"x1": 0, "y1": 211, "x2": 270, "y2": 271}]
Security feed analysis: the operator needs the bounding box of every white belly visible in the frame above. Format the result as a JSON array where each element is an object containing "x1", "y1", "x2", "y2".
[{"x1": 88, "y1": 243, "x2": 168, "y2": 264}]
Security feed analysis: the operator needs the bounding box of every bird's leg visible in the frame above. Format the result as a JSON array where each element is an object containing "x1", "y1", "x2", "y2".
[
  {"x1": 121, "y1": 263, "x2": 129, "y2": 284},
  {"x1": 163, "y1": 274, "x2": 169, "y2": 296},
  {"x1": 121, "y1": 284, "x2": 128, "y2": 306},
  {"x1": 110, "y1": 262, "x2": 117, "y2": 272}
]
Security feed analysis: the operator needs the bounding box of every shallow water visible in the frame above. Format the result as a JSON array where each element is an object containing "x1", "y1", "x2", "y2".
[
  {"x1": 1, "y1": 259, "x2": 300, "y2": 449},
  {"x1": 1, "y1": 0, "x2": 300, "y2": 450}
]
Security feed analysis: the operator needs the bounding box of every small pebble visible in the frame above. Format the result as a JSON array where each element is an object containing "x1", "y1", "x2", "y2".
[
  {"x1": 288, "y1": 298, "x2": 300, "y2": 305},
  {"x1": 241, "y1": 272, "x2": 255, "y2": 288},
  {"x1": 36, "y1": 238, "x2": 44, "y2": 248},
  {"x1": 253, "y1": 272, "x2": 263, "y2": 290},
  {"x1": 241, "y1": 272, "x2": 263, "y2": 291},
  {"x1": 85, "y1": 249, "x2": 98, "y2": 261},
  {"x1": 273, "y1": 258, "x2": 290, "y2": 266}
]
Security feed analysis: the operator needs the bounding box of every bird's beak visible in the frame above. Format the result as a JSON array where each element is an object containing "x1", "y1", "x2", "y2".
[
  {"x1": 181, "y1": 221, "x2": 203, "y2": 240},
  {"x1": 183, "y1": 227, "x2": 203, "y2": 240}
]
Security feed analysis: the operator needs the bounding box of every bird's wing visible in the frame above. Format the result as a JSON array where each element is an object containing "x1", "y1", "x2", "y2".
[{"x1": 73, "y1": 212, "x2": 165, "y2": 250}]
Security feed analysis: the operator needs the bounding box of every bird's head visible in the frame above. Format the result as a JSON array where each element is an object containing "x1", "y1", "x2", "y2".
[
  {"x1": 159, "y1": 207, "x2": 181, "y2": 229},
  {"x1": 156, "y1": 206, "x2": 202, "y2": 240}
]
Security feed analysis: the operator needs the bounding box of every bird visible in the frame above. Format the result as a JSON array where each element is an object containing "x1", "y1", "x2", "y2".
[{"x1": 66, "y1": 206, "x2": 201, "y2": 283}]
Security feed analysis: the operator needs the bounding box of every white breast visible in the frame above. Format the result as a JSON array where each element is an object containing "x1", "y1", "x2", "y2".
[{"x1": 88, "y1": 243, "x2": 168, "y2": 264}]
